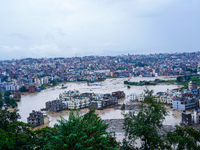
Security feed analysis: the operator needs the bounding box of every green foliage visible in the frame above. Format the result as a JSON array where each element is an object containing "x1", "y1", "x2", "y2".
[
  {"x1": 1, "y1": 76, "x2": 8, "y2": 82},
  {"x1": 0, "y1": 108, "x2": 119, "y2": 149},
  {"x1": 177, "y1": 76, "x2": 183, "y2": 82},
  {"x1": 4, "y1": 91, "x2": 11, "y2": 97},
  {"x1": 0, "y1": 99, "x2": 3, "y2": 108},
  {"x1": 186, "y1": 68, "x2": 197, "y2": 73},
  {"x1": 122, "y1": 89, "x2": 168, "y2": 150},
  {"x1": 4, "y1": 96, "x2": 18, "y2": 108},
  {"x1": 0, "y1": 108, "x2": 21, "y2": 131},
  {"x1": 124, "y1": 80, "x2": 157, "y2": 86},
  {"x1": 15, "y1": 99, "x2": 20, "y2": 102},
  {"x1": 0, "y1": 108, "x2": 34, "y2": 149},
  {"x1": 51, "y1": 79, "x2": 58, "y2": 86},
  {"x1": 176, "y1": 75, "x2": 200, "y2": 89},
  {"x1": 19, "y1": 86, "x2": 28, "y2": 92},
  {"x1": 124, "y1": 80, "x2": 175, "y2": 86},
  {"x1": 166, "y1": 125, "x2": 200, "y2": 150},
  {"x1": 121, "y1": 103, "x2": 125, "y2": 110},
  {"x1": 39, "y1": 84, "x2": 46, "y2": 90},
  {"x1": 33, "y1": 127, "x2": 58, "y2": 149},
  {"x1": 40, "y1": 109, "x2": 119, "y2": 150}
]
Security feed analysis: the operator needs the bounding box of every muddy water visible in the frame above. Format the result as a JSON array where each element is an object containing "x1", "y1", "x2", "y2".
[{"x1": 17, "y1": 76, "x2": 181, "y2": 127}]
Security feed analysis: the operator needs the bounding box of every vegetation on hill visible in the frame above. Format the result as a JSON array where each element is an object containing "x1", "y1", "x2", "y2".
[
  {"x1": 1, "y1": 90, "x2": 200, "y2": 149},
  {"x1": 0, "y1": 108, "x2": 119, "y2": 150}
]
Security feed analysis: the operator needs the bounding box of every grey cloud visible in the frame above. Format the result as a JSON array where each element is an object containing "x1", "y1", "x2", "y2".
[{"x1": 0, "y1": 0, "x2": 200, "y2": 60}]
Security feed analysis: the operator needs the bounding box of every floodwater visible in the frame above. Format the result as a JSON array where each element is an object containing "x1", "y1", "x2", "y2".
[{"x1": 17, "y1": 76, "x2": 181, "y2": 128}]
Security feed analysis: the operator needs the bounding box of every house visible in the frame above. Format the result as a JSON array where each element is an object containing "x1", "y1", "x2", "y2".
[
  {"x1": 46, "y1": 100, "x2": 67, "y2": 112},
  {"x1": 160, "y1": 95, "x2": 167, "y2": 103},
  {"x1": 172, "y1": 97, "x2": 197, "y2": 110},
  {"x1": 138, "y1": 93, "x2": 145, "y2": 102},
  {"x1": 27, "y1": 110, "x2": 44, "y2": 127}
]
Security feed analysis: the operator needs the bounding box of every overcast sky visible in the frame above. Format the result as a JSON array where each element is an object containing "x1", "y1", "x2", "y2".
[{"x1": 0, "y1": 0, "x2": 200, "y2": 60}]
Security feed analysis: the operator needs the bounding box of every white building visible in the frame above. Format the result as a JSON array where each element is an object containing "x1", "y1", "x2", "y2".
[
  {"x1": 172, "y1": 98, "x2": 197, "y2": 110},
  {"x1": 160, "y1": 95, "x2": 167, "y2": 103},
  {"x1": 138, "y1": 93, "x2": 145, "y2": 102},
  {"x1": 167, "y1": 96, "x2": 173, "y2": 104},
  {"x1": 128, "y1": 93, "x2": 138, "y2": 101}
]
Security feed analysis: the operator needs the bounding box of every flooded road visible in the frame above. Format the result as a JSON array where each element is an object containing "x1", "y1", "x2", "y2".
[{"x1": 17, "y1": 76, "x2": 181, "y2": 127}]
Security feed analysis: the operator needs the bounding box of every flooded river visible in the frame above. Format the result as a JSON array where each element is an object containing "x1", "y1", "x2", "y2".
[{"x1": 17, "y1": 76, "x2": 181, "y2": 127}]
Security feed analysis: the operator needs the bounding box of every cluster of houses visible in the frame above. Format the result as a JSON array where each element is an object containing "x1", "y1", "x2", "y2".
[
  {"x1": 45, "y1": 90, "x2": 125, "y2": 112},
  {"x1": 1, "y1": 51, "x2": 200, "y2": 94},
  {"x1": 128, "y1": 89, "x2": 175, "y2": 105},
  {"x1": 128, "y1": 81, "x2": 200, "y2": 111}
]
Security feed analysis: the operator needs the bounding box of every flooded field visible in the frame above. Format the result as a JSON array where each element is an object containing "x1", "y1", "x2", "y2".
[{"x1": 17, "y1": 76, "x2": 181, "y2": 127}]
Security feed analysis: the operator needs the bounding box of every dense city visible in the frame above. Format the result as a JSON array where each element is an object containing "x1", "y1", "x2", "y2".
[
  {"x1": 1, "y1": 52, "x2": 200, "y2": 149},
  {"x1": 1, "y1": 51, "x2": 200, "y2": 93}
]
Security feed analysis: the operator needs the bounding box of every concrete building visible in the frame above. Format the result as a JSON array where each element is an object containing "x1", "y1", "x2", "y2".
[
  {"x1": 90, "y1": 100, "x2": 102, "y2": 109},
  {"x1": 188, "y1": 81, "x2": 197, "y2": 91},
  {"x1": 90, "y1": 96, "x2": 118, "y2": 109},
  {"x1": 138, "y1": 93, "x2": 145, "y2": 102},
  {"x1": 181, "y1": 111, "x2": 192, "y2": 126},
  {"x1": 172, "y1": 98, "x2": 197, "y2": 110},
  {"x1": 167, "y1": 96, "x2": 173, "y2": 104},
  {"x1": 68, "y1": 100, "x2": 80, "y2": 110},
  {"x1": 13, "y1": 91, "x2": 21, "y2": 99},
  {"x1": 160, "y1": 95, "x2": 167, "y2": 103},
  {"x1": 27, "y1": 110, "x2": 44, "y2": 127},
  {"x1": 112, "y1": 91, "x2": 125, "y2": 99},
  {"x1": 128, "y1": 93, "x2": 138, "y2": 101},
  {"x1": 46, "y1": 100, "x2": 67, "y2": 112}
]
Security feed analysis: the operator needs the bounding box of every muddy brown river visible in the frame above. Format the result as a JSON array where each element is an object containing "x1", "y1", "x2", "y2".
[{"x1": 17, "y1": 76, "x2": 182, "y2": 128}]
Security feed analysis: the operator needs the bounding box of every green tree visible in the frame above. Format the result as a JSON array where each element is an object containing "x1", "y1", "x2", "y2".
[
  {"x1": 176, "y1": 76, "x2": 183, "y2": 82},
  {"x1": 38, "y1": 109, "x2": 119, "y2": 150},
  {"x1": 19, "y1": 86, "x2": 28, "y2": 92},
  {"x1": 0, "y1": 99, "x2": 3, "y2": 108},
  {"x1": 0, "y1": 108, "x2": 21, "y2": 131},
  {"x1": 121, "y1": 103, "x2": 125, "y2": 110},
  {"x1": 51, "y1": 79, "x2": 57, "y2": 86},
  {"x1": 39, "y1": 84, "x2": 46, "y2": 90},
  {"x1": 122, "y1": 89, "x2": 168, "y2": 150},
  {"x1": 166, "y1": 125, "x2": 200, "y2": 150},
  {"x1": 0, "y1": 108, "x2": 34, "y2": 149},
  {"x1": 4, "y1": 96, "x2": 17, "y2": 108},
  {"x1": 33, "y1": 127, "x2": 58, "y2": 150},
  {"x1": 4, "y1": 91, "x2": 11, "y2": 97}
]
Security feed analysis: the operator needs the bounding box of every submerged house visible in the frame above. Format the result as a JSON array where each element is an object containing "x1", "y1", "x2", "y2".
[
  {"x1": 46, "y1": 100, "x2": 67, "y2": 112},
  {"x1": 27, "y1": 110, "x2": 44, "y2": 127},
  {"x1": 172, "y1": 97, "x2": 197, "y2": 110}
]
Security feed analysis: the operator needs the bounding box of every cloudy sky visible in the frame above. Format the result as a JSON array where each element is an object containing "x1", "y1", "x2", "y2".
[{"x1": 0, "y1": 0, "x2": 200, "y2": 60}]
